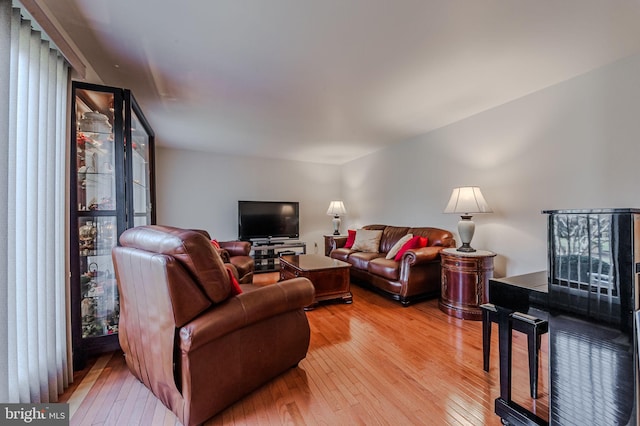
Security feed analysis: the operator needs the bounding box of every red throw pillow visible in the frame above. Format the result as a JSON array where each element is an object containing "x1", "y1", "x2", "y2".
[
  {"x1": 225, "y1": 266, "x2": 243, "y2": 296},
  {"x1": 344, "y1": 229, "x2": 356, "y2": 249},
  {"x1": 394, "y1": 236, "x2": 428, "y2": 261}
]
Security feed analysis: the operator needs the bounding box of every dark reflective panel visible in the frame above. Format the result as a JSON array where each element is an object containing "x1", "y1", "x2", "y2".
[
  {"x1": 549, "y1": 313, "x2": 635, "y2": 425},
  {"x1": 545, "y1": 209, "x2": 637, "y2": 332}
]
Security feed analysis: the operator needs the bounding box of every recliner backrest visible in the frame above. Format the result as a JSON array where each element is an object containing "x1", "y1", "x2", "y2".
[{"x1": 119, "y1": 225, "x2": 232, "y2": 303}]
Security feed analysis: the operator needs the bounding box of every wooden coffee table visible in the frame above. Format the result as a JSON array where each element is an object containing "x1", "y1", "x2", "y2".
[{"x1": 279, "y1": 254, "x2": 352, "y2": 309}]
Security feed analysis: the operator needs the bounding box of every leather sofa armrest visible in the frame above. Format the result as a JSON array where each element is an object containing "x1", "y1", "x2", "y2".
[
  {"x1": 179, "y1": 278, "x2": 314, "y2": 352},
  {"x1": 219, "y1": 240, "x2": 251, "y2": 257},
  {"x1": 402, "y1": 246, "x2": 444, "y2": 265},
  {"x1": 330, "y1": 236, "x2": 348, "y2": 251}
]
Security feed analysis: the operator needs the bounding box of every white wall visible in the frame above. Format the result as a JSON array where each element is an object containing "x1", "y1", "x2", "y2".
[
  {"x1": 155, "y1": 53, "x2": 640, "y2": 277},
  {"x1": 155, "y1": 148, "x2": 342, "y2": 254},
  {"x1": 342, "y1": 53, "x2": 640, "y2": 277}
]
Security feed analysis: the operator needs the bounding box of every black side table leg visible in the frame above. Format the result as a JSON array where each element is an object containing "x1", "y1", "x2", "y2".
[
  {"x1": 496, "y1": 307, "x2": 513, "y2": 402},
  {"x1": 481, "y1": 303, "x2": 498, "y2": 372},
  {"x1": 483, "y1": 311, "x2": 492, "y2": 371},
  {"x1": 527, "y1": 330, "x2": 538, "y2": 399}
]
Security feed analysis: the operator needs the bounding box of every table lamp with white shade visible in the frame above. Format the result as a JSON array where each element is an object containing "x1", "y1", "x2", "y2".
[
  {"x1": 443, "y1": 187, "x2": 492, "y2": 252},
  {"x1": 326, "y1": 201, "x2": 347, "y2": 235}
]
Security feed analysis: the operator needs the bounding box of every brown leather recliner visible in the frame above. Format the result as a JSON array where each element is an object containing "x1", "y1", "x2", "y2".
[
  {"x1": 112, "y1": 225, "x2": 315, "y2": 426},
  {"x1": 193, "y1": 229, "x2": 255, "y2": 284},
  {"x1": 218, "y1": 240, "x2": 254, "y2": 283}
]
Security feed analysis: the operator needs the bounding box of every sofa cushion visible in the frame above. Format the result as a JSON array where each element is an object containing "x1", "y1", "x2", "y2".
[
  {"x1": 379, "y1": 226, "x2": 411, "y2": 254},
  {"x1": 394, "y1": 236, "x2": 428, "y2": 261},
  {"x1": 348, "y1": 251, "x2": 383, "y2": 270},
  {"x1": 386, "y1": 233, "x2": 413, "y2": 259},
  {"x1": 352, "y1": 229, "x2": 383, "y2": 253},
  {"x1": 330, "y1": 248, "x2": 353, "y2": 262},
  {"x1": 368, "y1": 258, "x2": 400, "y2": 280}
]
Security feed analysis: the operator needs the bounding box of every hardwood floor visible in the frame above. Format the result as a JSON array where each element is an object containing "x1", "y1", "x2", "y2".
[{"x1": 62, "y1": 273, "x2": 548, "y2": 425}]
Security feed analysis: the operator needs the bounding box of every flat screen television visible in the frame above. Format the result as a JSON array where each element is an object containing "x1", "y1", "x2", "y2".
[{"x1": 238, "y1": 200, "x2": 299, "y2": 242}]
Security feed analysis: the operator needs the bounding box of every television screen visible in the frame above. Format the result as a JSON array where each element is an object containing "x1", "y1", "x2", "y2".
[{"x1": 238, "y1": 201, "x2": 299, "y2": 241}]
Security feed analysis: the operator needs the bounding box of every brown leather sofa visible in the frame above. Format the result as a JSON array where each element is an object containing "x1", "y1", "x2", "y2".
[
  {"x1": 329, "y1": 224, "x2": 455, "y2": 306},
  {"x1": 112, "y1": 225, "x2": 315, "y2": 426}
]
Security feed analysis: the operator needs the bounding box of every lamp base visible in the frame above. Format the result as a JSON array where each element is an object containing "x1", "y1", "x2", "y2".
[
  {"x1": 332, "y1": 216, "x2": 341, "y2": 235},
  {"x1": 456, "y1": 215, "x2": 476, "y2": 253},
  {"x1": 456, "y1": 243, "x2": 476, "y2": 253}
]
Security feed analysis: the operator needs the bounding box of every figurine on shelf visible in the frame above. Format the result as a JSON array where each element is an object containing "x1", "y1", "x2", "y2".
[
  {"x1": 82, "y1": 320, "x2": 102, "y2": 338},
  {"x1": 80, "y1": 273, "x2": 91, "y2": 284},
  {"x1": 88, "y1": 262, "x2": 98, "y2": 277},
  {"x1": 76, "y1": 132, "x2": 90, "y2": 150},
  {"x1": 79, "y1": 221, "x2": 97, "y2": 253},
  {"x1": 79, "y1": 111, "x2": 112, "y2": 134},
  {"x1": 81, "y1": 297, "x2": 96, "y2": 319},
  {"x1": 87, "y1": 197, "x2": 99, "y2": 211},
  {"x1": 99, "y1": 220, "x2": 115, "y2": 248},
  {"x1": 86, "y1": 283, "x2": 99, "y2": 297},
  {"x1": 85, "y1": 151, "x2": 97, "y2": 173},
  {"x1": 105, "y1": 300, "x2": 119, "y2": 335}
]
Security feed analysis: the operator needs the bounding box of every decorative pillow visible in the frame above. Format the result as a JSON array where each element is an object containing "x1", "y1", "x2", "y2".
[
  {"x1": 344, "y1": 229, "x2": 356, "y2": 249},
  {"x1": 386, "y1": 234, "x2": 414, "y2": 259},
  {"x1": 225, "y1": 266, "x2": 243, "y2": 296},
  {"x1": 351, "y1": 229, "x2": 383, "y2": 253},
  {"x1": 394, "y1": 236, "x2": 429, "y2": 261}
]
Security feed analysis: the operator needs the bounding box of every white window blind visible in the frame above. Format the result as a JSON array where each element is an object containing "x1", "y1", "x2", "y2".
[{"x1": 0, "y1": 0, "x2": 71, "y2": 403}]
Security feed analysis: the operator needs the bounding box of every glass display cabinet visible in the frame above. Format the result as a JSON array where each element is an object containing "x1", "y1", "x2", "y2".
[{"x1": 70, "y1": 81, "x2": 155, "y2": 368}]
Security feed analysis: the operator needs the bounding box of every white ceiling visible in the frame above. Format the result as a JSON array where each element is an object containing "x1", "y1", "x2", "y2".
[{"x1": 40, "y1": 0, "x2": 640, "y2": 164}]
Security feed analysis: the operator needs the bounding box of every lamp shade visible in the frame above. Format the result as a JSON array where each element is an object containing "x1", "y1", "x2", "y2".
[
  {"x1": 326, "y1": 201, "x2": 347, "y2": 216},
  {"x1": 443, "y1": 187, "x2": 492, "y2": 215}
]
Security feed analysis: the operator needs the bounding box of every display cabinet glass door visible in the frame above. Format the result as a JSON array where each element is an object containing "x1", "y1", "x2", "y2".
[
  {"x1": 129, "y1": 98, "x2": 154, "y2": 227},
  {"x1": 73, "y1": 86, "x2": 124, "y2": 352}
]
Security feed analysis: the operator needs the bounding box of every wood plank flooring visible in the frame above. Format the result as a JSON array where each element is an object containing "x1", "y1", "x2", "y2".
[{"x1": 62, "y1": 273, "x2": 548, "y2": 425}]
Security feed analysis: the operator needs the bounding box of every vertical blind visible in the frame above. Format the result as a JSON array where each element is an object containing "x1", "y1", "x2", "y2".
[{"x1": 0, "y1": 0, "x2": 71, "y2": 403}]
